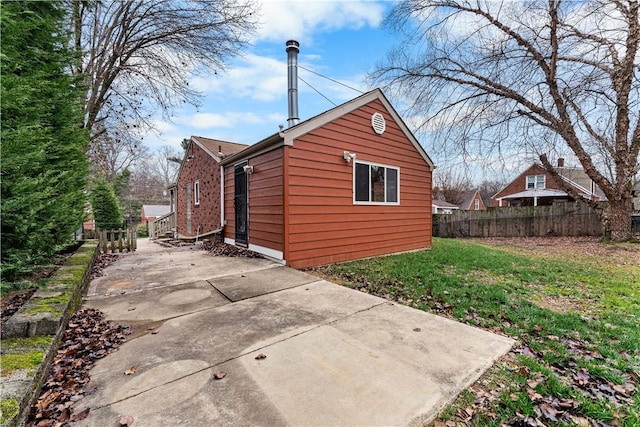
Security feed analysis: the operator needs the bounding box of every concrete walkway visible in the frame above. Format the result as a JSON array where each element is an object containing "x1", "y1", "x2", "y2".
[{"x1": 77, "y1": 238, "x2": 513, "y2": 426}]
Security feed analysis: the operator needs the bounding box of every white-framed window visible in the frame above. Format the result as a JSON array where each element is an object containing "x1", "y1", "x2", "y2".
[
  {"x1": 194, "y1": 180, "x2": 200, "y2": 205},
  {"x1": 526, "y1": 175, "x2": 545, "y2": 190},
  {"x1": 354, "y1": 160, "x2": 399, "y2": 204},
  {"x1": 474, "y1": 199, "x2": 480, "y2": 210}
]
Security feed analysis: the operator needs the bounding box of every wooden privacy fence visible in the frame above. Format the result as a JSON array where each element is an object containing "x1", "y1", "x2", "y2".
[
  {"x1": 98, "y1": 228, "x2": 137, "y2": 253},
  {"x1": 434, "y1": 201, "x2": 602, "y2": 238}
]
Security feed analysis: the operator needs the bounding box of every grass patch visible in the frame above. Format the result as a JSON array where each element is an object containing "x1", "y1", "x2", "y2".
[
  {"x1": 0, "y1": 351, "x2": 45, "y2": 376},
  {"x1": 2, "y1": 336, "x2": 53, "y2": 349},
  {"x1": 308, "y1": 238, "x2": 640, "y2": 426},
  {"x1": 23, "y1": 293, "x2": 71, "y2": 316},
  {"x1": 0, "y1": 398, "x2": 20, "y2": 424}
]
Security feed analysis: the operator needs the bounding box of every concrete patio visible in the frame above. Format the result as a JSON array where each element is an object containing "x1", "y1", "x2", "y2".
[{"x1": 76, "y1": 238, "x2": 513, "y2": 426}]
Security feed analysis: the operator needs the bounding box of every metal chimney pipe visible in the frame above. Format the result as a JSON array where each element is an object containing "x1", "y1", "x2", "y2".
[{"x1": 286, "y1": 40, "x2": 300, "y2": 127}]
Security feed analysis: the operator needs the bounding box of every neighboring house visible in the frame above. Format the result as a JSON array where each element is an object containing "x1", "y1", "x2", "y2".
[
  {"x1": 492, "y1": 160, "x2": 605, "y2": 207},
  {"x1": 632, "y1": 180, "x2": 640, "y2": 214},
  {"x1": 457, "y1": 189, "x2": 486, "y2": 211},
  {"x1": 432, "y1": 200, "x2": 460, "y2": 214},
  {"x1": 83, "y1": 203, "x2": 95, "y2": 230},
  {"x1": 174, "y1": 136, "x2": 248, "y2": 237},
  {"x1": 176, "y1": 88, "x2": 435, "y2": 268},
  {"x1": 141, "y1": 204, "x2": 171, "y2": 225}
]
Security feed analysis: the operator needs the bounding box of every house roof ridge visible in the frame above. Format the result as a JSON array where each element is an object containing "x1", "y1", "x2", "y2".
[
  {"x1": 192, "y1": 135, "x2": 249, "y2": 147},
  {"x1": 220, "y1": 88, "x2": 435, "y2": 169}
]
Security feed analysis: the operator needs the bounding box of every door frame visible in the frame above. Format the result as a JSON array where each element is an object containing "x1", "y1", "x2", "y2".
[{"x1": 234, "y1": 161, "x2": 249, "y2": 246}]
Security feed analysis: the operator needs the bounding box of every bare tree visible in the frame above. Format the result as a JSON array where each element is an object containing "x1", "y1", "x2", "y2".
[
  {"x1": 69, "y1": 0, "x2": 258, "y2": 141},
  {"x1": 478, "y1": 179, "x2": 505, "y2": 208},
  {"x1": 373, "y1": 0, "x2": 639, "y2": 240},
  {"x1": 88, "y1": 131, "x2": 149, "y2": 182},
  {"x1": 433, "y1": 167, "x2": 471, "y2": 204},
  {"x1": 150, "y1": 145, "x2": 182, "y2": 187}
]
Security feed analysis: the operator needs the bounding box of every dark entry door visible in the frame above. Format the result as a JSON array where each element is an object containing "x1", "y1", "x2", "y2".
[{"x1": 234, "y1": 162, "x2": 248, "y2": 245}]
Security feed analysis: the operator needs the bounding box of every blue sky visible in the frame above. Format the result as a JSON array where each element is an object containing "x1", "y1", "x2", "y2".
[{"x1": 147, "y1": 0, "x2": 398, "y2": 152}]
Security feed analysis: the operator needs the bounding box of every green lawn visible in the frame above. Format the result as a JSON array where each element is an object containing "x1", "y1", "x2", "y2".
[{"x1": 308, "y1": 238, "x2": 639, "y2": 426}]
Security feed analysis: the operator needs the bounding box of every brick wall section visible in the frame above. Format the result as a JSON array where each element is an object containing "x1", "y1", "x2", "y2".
[
  {"x1": 471, "y1": 192, "x2": 486, "y2": 210},
  {"x1": 176, "y1": 142, "x2": 221, "y2": 237}
]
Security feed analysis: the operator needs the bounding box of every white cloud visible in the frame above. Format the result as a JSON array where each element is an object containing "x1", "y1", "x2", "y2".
[
  {"x1": 255, "y1": 0, "x2": 386, "y2": 44},
  {"x1": 191, "y1": 52, "x2": 368, "y2": 107},
  {"x1": 191, "y1": 54, "x2": 286, "y2": 101},
  {"x1": 174, "y1": 111, "x2": 272, "y2": 129},
  {"x1": 143, "y1": 1, "x2": 391, "y2": 153}
]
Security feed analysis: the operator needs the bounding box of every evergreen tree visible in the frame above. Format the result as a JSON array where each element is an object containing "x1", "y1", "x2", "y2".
[
  {"x1": 1, "y1": 1, "x2": 89, "y2": 281},
  {"x1": 90, "y1": 179, "x2": 122, "y2": 229}
]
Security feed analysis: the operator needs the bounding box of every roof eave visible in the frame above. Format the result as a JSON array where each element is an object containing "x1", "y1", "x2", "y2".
[{"x1": 219, "y1": 132, "x2": 284, "y2": 166}]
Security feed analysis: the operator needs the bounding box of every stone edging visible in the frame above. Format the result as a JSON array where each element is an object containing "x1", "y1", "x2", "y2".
[{"x1": 1, "y1": 240, "x2": 99, "y2": 427}]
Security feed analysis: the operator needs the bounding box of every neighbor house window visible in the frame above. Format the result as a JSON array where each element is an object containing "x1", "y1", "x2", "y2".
[
  {"x1": 354, "y1": 161, "x2": 399, "y2": 204},
  {"x1": 194, "y1": 180, "x2": 200, "y2": 205},
  {"x1": 526, "y1": 175, "x2": 545, "y2": 189},
  {"x1": 474, "y1": 199, "x2": 480, "y2": 210}
]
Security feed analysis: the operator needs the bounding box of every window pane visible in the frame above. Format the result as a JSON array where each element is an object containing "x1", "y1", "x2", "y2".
[
  {"x1": 371, "y1": 165, "x2": 385, "y2": 202},
  {"x1": 386, "y1": 168, "x2": 398, "y2": 202},
  {"x1": 537, "y1": 175, "x2": 545, "y2": 189},
  {"x1": 355, "y1": 163, "x2": 369, "y2": 201},
  {"x1": 526, "y1": 176, "x2": 535, "y2": 189}
]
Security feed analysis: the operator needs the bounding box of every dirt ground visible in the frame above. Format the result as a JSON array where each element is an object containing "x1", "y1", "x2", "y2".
[{"x1": 469, "y1": 236, "x2": 640, "y2": 267}]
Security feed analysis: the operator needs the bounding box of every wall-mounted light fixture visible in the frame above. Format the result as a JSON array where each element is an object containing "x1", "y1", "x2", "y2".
[
  {"x1": 243, "y1": 165, "x2": 254, "y2": 174},
  {"x1": 343, "y1": 151, "x2": 356, "y2": 163}
]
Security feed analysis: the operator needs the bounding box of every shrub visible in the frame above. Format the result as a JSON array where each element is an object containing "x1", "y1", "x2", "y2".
[
  {"x1": 90, "y1": 179, "x2": 122, "y2": 229},
  {"x1": 137, "y1": 224, "x2": 149, "y2": 238}
]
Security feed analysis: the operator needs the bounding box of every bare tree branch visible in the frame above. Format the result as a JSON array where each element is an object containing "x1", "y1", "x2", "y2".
[
  {"x1": 69, "y1": 0, "x2": 258, "y2": 140},
  {"x1": 373, "y1": 0, "x2": 639, "y2": 239}
]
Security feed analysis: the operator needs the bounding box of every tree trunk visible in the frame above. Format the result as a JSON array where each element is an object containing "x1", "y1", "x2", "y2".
[{"x1": 602, "y1": 199, "x2": 633, "y2": 241}]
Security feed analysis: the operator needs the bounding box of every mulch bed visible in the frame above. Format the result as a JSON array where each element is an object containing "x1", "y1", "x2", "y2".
[
  {"x1": 0, "y1": 250, "x2": 129, "y2": 427},
  {"x1": 27, "y1": 308, "x2": 132, "y2": 426},
  {"x1": 26, "y1": 252, "x2": 129, "y2": 426},
  {"x1": 1, "y1": 288, "x2": 37, "y2": 325},
  {"x1": 1, "y1": 253, "x2": 121, "y2": 327},
  {"x1": 90, "y1": 253, "x2": 120, "y2": 280},
  {"x1": 202, "y1": 241, "x2": 263, "y2": 258}
]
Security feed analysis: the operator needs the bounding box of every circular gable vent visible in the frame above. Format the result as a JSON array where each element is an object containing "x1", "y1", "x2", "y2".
[{"x1": 371, "y1": 112, "x2": 386, "y2": 135}]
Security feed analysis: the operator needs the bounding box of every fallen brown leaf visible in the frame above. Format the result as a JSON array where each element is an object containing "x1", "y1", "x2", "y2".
[
  {"x1": 255, "y1": 353, "x2": 267, "y2": 360},
  {"x1": 27, "y1": 308, "x2": 131, "y2": 426},
  {"x1": 58, "y1": 408, "x2": 70, "y2": 424},
  {"x1": 119, "y1": 415, "x2": 135, "y2": 426},
  {"x1": 213, "y1": 371, "x2": 226, "y2": 380},
  {"x1": 70, "y1": 407, "x2": 90, "y2": 422},
  {"x1": 568, "y1": 415, "x2": 590, "y2": 426},
  {"x1": 124, "y1": 366, "x2": 137, "y2": 376}
]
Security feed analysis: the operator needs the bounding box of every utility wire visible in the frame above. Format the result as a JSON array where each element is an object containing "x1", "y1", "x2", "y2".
[
  {"x1": 298, "y1": 65, "x2": 365, "y2": 95},
  {"x1": 298, "y1": 75, "x2": 337, "y2": 107}
]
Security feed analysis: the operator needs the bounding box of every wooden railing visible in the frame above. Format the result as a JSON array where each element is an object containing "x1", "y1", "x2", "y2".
[
  {"x1": 98, "y1": 228, "x2": 137, "y2": 253},
  {"x1": 149, "y1": 211, "x2": 176, "y2": 239}
]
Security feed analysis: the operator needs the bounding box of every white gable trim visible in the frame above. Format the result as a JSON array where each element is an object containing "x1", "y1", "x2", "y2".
[
  {"x1": 220, "y1": 89, "x2": 435, "y2": 170},
  {"x1": 192, "y1": 136, "x2": 223, "y2": 162},
  {"x1": 281, "y1": 89, "x2": 435, "y2": 169}
]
